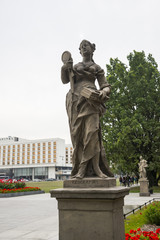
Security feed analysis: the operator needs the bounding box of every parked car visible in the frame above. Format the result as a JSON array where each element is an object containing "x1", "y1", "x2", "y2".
[
  {"x1": 45, "y1": 178, "x2": 56, "y2": 181},
  {"x1": 33, "y1": 179, "x2": 42, "y2": 182},
  {"x1": 20, "y1": 178, "x2": 29, "y2": 182}
]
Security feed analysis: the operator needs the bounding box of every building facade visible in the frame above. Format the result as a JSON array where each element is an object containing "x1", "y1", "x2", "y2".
[{"x1": 0, "y1": 136, "x2": 72, "y2": 180}]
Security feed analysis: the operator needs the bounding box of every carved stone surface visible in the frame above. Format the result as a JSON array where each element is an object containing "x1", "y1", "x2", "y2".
[
  {"x1": 50, "y1": 186, "x2": 130, "y2": 240},
  {"x1": 63, "y1": 177, "x2": 116, "y2": 188},
  {"x1": 61, "y1": 40, "x2": 113, "y2": 179},
  {"x1": 139, "y1": 179, "x2": 150, "y2": 196}
]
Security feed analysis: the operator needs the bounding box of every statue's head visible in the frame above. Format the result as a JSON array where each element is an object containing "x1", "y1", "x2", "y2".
[{"x1": 79, "y1": 40, "x2": 96, "y2": 57}]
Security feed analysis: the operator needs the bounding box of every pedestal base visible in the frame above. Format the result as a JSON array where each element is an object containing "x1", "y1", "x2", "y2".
[
  {"x1": 50, "y1": 178, "x2": 129, "y2": 240},
  {"x1": 139, "y1": 178, "x2": 150, "y2": 196}
]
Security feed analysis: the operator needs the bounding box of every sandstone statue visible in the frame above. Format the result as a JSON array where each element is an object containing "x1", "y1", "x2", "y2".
[
  {"x1": 139, "y1": 156, "x2": 148, "y2": 179},
  {"x1": 61, "y1": 40, "x2": 114, "y2": 179}
]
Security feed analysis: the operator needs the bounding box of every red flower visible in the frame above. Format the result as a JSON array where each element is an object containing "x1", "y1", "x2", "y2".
[{"x1": 156, "y1": 229, "x2": 160, "y2": 234}]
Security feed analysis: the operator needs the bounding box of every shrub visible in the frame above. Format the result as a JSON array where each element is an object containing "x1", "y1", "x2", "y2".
[
  {"x1": 0, "y1": 179, "x2": 26, "y2": 189},
  {"x1": 15, "y1": 182, "x2": 26, "y2": 189},
  {"x1": 144, "y1": 201, "x2": 160, "y2": 225}
]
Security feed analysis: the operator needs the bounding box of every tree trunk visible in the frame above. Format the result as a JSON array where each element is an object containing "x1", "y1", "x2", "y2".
[{"x1": 148, "y1": 170, "x2": 158, "y2": 187}]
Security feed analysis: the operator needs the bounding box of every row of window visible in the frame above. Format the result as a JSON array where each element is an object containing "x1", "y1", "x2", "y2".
[{"x1": 0, "y1": 142, "x2": 56, "y2": 150}]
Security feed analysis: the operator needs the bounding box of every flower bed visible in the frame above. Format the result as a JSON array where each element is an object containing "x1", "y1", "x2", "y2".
[
  {"x1": 125, "y1": 228, "x2": 160, "y2": 239},
  {"x1": 0, "y1": 186, "x2": 41, "y2": 193},
  {"x1": 0, "y1": 179, "x2": 41, "y2": 194},
  {"x1": 0, "y1": 179, "x2": 26, "y2": 189}
]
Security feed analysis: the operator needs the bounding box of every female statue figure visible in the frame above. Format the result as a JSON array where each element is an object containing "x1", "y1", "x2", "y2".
[
  {"x1": 139, "y1": 156, "x2": 148, "y2": 179},
  {"x1": 61, "y1": 40, "x2": 113, "y2": 179}
]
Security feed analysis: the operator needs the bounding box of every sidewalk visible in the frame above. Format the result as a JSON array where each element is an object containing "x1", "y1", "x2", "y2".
[{"x1": 0, "y1": 192, "x2": 160, "y2": 240}]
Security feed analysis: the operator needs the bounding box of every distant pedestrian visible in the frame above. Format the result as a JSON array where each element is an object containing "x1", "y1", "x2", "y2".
[
  {"x1": 126, "y1": 175, "x2": 130, "y2": 187},
  {"x1": 131, "y1": 176, "x2": 134, "y2": 185},
  {"x1": 122, "y1": 176, "x2": 126, "y2": 187},
  {"x1": 119, "y1": 176, "x2": 122, "y2": 186}
]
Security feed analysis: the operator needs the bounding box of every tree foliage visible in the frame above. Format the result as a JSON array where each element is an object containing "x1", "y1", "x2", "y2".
[{"x1": 102, "y1": 51, "x2": 160, "y2": 186}]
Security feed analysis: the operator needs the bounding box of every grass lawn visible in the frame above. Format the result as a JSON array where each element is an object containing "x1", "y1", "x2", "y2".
[
  {"x1": 26, "y1": 181, "x2": 63, "y2": 193},
  {"x1": 130, "y1": 185, "x2": 160, "y2": 193},
  {"x1": 124, "y1": 207, "x2": 147, "y2": 233}
]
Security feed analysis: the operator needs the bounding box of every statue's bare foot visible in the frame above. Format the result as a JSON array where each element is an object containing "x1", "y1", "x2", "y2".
[
  {"x1": 93, "y1": 160, "x2": 108, "y2": 178},
  {"x1": 71, "y1": 175, "x2": 76, "y2": 179},
  {"x1": 96, "y1": 170, "x2": 108, "y2": 178},
  {"x1": 74, "y1": 162, "x2": 87, "y2": 179},
  {"x1": 75, "y1": 174, "x2": 84, "y2": 179}
]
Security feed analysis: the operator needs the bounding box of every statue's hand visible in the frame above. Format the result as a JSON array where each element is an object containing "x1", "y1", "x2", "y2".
[
  {"x1": 99, "y1": 87, "x2": 110, "y2": 101},
  {"x1": 62, "y1": 61, "x2": 73, "y2": 71}
]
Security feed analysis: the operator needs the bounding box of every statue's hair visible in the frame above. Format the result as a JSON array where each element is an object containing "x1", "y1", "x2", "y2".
[
  {"x1": 79, "y1": 40, "x2": 96, "y2": 62},
  {"x1": 79, "y1": 40, "x2": 96, "y2": 53}
]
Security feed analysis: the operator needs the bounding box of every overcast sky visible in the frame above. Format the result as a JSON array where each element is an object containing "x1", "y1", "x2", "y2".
[{"x1": 0, "y1": 0, "x2": 160, "y2": 143}]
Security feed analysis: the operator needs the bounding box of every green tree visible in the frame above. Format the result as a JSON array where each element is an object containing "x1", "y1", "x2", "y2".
[{"x1": 102, "y1": 51, "x2": 160, "y2": 186}]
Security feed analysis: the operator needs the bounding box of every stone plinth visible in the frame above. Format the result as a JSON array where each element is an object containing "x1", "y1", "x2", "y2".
[
  {"x1": 139, "y1": 178, "x2": 150, "y2": 196},
  {"x1": 64, "y1": 177, "x2": 116, "y2": 188},
  {"x1": 50, "y1": 178, "x2": 129, "y2": 240}
]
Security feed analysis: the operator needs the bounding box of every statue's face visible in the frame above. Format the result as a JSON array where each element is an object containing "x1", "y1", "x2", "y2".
[{"x1": 80, "y1": 41, "x2": 92, "y2": 57}]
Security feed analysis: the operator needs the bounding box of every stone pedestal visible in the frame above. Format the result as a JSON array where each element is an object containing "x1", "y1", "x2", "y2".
[
  {"x1": 139, "y1": 178, "x2": 150, "y2": 196},
  {"x1": 50, "y1": 178, "x2": 130, "y2": 240}
]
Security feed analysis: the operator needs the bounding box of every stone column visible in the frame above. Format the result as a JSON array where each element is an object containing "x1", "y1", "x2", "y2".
[
  {"x1": 50, "y1": 178, "x2": 129, "y2": 240},
  {"x1": 139, "y1": 178, "x2": 150, "y2": 196},
  {"x1": 32, "y1": 168, "x2": 34, "y2": 181}
]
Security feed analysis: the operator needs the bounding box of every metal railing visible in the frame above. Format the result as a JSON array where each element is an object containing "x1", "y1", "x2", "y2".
[{"x1": 124, "y1": 198, "x2": 160, "y2": 219}]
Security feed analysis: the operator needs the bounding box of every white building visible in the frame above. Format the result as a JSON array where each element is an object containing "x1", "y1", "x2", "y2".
[{"x1": 0, "y1": 136, "x2": 72, "y2": 180}]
